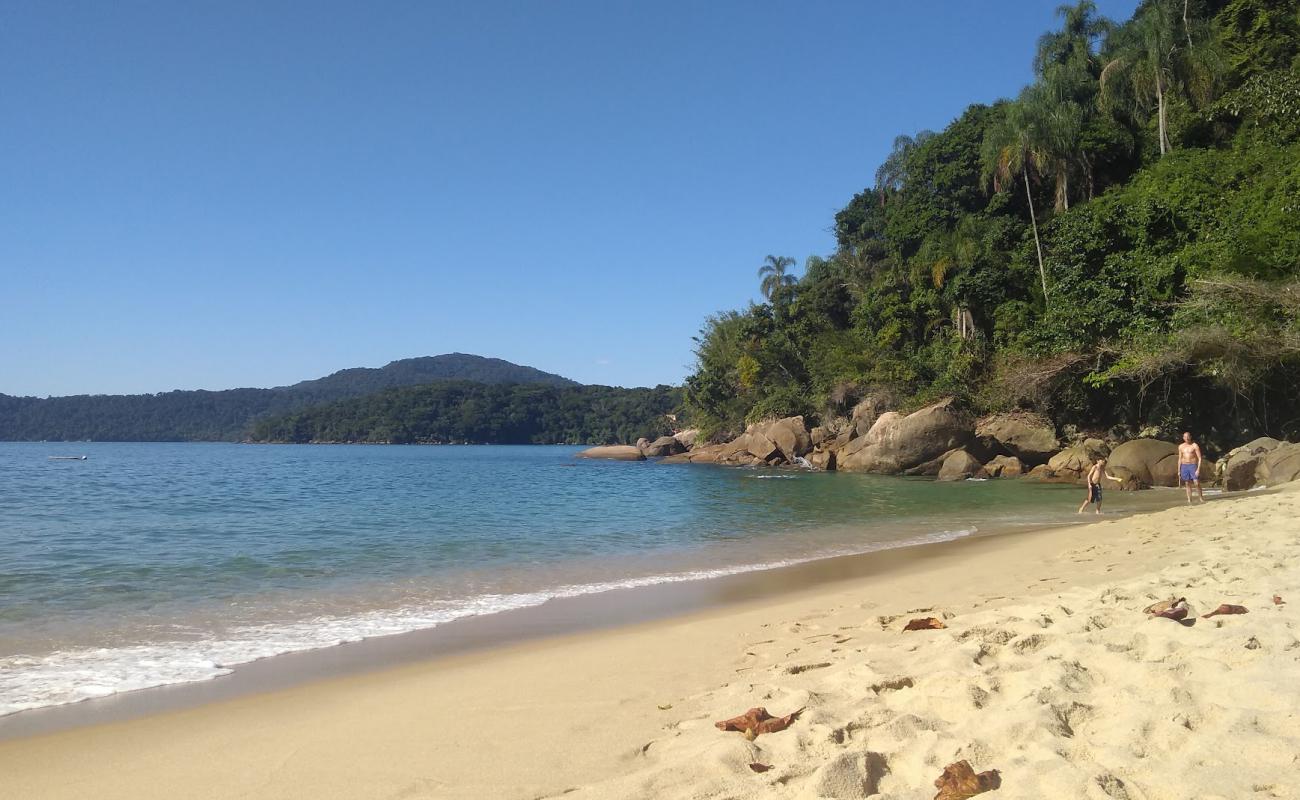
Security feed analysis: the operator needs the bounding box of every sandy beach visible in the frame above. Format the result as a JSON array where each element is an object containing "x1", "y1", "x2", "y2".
[{"x1": 2, "y1": 483, "x2": 1298, "y2": 799}]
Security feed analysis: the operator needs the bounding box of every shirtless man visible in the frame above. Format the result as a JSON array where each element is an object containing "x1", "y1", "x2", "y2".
[
  {"x1": 1178, "y1": 431, "x2": 1204, "y2": 504},
  {"x1": 1078, "y1": 457, "x2": 1118, "y2": 515}
]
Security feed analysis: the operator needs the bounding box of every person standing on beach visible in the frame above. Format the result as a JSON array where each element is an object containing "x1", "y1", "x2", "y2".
[
  {"x1": 1179, "y1": 431, "x2": 1204, "y2": 504},
  {"x1": 1078, "y1": 458, "x2": 1118, "y2": 515}
]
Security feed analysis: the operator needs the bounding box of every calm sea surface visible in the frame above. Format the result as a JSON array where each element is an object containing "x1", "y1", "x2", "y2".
[{"x1": 1, "y1": 441, "x2": 1106, "y2": 715}]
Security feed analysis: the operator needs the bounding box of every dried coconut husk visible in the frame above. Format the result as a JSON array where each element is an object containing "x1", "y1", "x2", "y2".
[
  {"x1": 1202, "y1": 604, "x2": 1249, "y2": 618},
  {"x1": 904, "y1": 617, "x2": 946, "y2": 631},
  {"x1": 933, "y1": 759, "x2": 1001, "y2": 800},
  {"x1": 1144, "y1": 597, "x2": 1191, "y2": 620},
  {"x1": 714, "y1": 707, "x2": 803, "y2": 738}
]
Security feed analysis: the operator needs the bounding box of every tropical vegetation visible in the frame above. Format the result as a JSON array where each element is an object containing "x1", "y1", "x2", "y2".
[{"x1": 685, "y1": 0, "x2": 1300, "y2": 449}]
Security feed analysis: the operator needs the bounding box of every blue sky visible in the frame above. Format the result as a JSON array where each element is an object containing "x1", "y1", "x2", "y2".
[{"x1": 1, "y1": 0, "x2": 1139, "y2": 396}]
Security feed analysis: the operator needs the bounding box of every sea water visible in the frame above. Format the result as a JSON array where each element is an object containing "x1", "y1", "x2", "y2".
[{"x1": 0, "y1": 441, "x2": 1094, "y2": 716}]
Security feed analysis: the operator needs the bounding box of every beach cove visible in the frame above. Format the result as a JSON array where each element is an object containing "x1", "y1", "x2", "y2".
[{"x1": 2, "y1": 480, "x2": 1297, "y2": 799}]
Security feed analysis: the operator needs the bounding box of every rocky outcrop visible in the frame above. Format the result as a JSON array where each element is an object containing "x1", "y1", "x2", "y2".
[
  {"x1": 1107, "y1": 439, "x2": 1179, "y2": 487},
  {"x1": 839, "y1": 399, "x2": 971, "y2": 474},
  {"x1": 1220, "y1": 437, "x2": 1283, "y2": 491},
  {"x1": 1258, "y1": 442, "x2": 1300, "y2": 487},
  {"x1": 984, "y1": 454, "x2": 1023, "y2": 478},
  {"x1": 763, "y1": 416, "x2": 812, "y2": 462},
  {"x1": 975, "y1": 413, "x2": 1058, "y2": 465},
  {"x1": 746, "y1": 431, "x2": 780, "y2": 462},
  {"x1": 1047, "y1": 438, "x2": 1110, "y2": 479},
  {"x1": 576, "y1": 445, "x2": 645, "y2": 461},
  {"x1": 937, "y1": 449, "x2": 988, "y2": 481},
  {"x1": 672, "y1": 429, "x2": 700, "y2": 450},
  {"x1": 640, "y1": 435, "x2": 685, "y2": 458},
  {"x1": 850, "y1": 395, "x2": 892, "y2": 437}
]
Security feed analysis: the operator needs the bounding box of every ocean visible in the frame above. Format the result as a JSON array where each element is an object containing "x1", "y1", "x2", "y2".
[{"x1": 0, "y1": 441, "x2": 1103, "y2": 717}]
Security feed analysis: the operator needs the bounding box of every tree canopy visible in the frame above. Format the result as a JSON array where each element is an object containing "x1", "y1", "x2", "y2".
[{"x1": 686, "y1": 0, "x2": 1300, "y2": 449}]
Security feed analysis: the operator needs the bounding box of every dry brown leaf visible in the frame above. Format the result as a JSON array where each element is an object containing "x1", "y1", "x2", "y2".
[
  {"x1": 1274, "y1": 595, "x2": 1284, "y2": 605},
  {"x1": 715, "y1": 707, "x2": 804, "y2": 737},
  {"x1": 1202, "y1": 604, "x2": 1249, "y2": 618},
  {"x1": 904, "y1": 617, "x2": 946, "y2": 631},
  {"x1": 933, "y1": 759, "x2": 1001, "y2": 800},
  {"x1": 748, "y1": 762, "x2": 772, "y2": 773}
]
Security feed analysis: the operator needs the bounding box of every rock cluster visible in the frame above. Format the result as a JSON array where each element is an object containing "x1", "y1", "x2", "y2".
[{"x1": 579, "y1": 398, "x2": 1300, "y2": 492}]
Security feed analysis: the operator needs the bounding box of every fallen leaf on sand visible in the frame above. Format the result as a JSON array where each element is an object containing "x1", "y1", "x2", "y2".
[
  {"x1": 904, "y1": 617, "x2": 946, "y2": 631},
  {"x1": 656, "y1": 703, "x2": 672, "y2": 710},
  {"x1": 748, "y1": 762, "x2": 772, "y2": 773},
  {"x1": 715, "y1": 707, "x2": 804, "y2": 737},
  {"x1": 1274, "y1": 595, "x2": 1285, "y2": 605},
  {"x1": 933, "y1": 760, "x2": 1001, "y2": 800},
  {"x1": 1202, "y1": 604, "x2": 1248, "y2": 618}
]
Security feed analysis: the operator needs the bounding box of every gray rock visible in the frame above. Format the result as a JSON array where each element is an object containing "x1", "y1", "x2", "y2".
[
  {"x1": 937, "y1": 449, "x2": 988, "y2": 481},
  {"x1": 575, "y1": 445, "x2": 645, "y2": 461},
  {"x1": 640, "y1": 435, "x2": 684, "y2": 458},
  {"x1": 984, "y1": 454, "x2": 1024, "y2": 478},
  {"x1": 975, "y1": 413, "x2": 1058, "y2": 465},
  {"x1": 1108, "y1": 439, "x2": 1180, "y2": 487},
  {"x1": 1258, "y1": 442, "x2": 1300, "y2": 486}
]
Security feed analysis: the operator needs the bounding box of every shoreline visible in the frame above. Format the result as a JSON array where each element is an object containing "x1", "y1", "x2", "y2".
[
  {"x1": 0, "y1": 482, "x2": 1180, "y2": 741},
  {"x1": 5, "y1": 484, "x2": 1297, "y2": 798}
]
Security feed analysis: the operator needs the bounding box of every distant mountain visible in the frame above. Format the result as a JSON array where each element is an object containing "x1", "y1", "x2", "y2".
[
  {"x1": 282, "y1": 354, "x2": 577, "y2": 400},
  {"x1": 0, "y1": 354, "x2": 581, "y2": 442}
]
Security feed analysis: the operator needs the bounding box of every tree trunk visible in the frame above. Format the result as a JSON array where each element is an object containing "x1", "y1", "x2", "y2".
[
  {"x1": 1156, "y1": 72, "x2": 1168, "y2": 155},
  {"x1": 1183, "y1": 0, "x2": 1194, "y2": 50},
  {"x1": 1024, "y1": 170, "x2": 1050, "y2": 306}
]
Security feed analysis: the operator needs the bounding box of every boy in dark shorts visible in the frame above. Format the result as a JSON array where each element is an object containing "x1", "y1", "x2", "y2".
[{"x1": 1078, "y1": 457, "x2": 1118, "y2": 515}]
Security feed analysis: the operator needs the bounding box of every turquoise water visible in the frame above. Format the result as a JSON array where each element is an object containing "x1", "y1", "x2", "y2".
[{"x1": 0, "y1": 441, "x2": 1099, "y2": 715}]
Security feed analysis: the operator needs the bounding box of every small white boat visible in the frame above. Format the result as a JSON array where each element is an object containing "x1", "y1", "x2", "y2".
[{"x1": 48, "y1": 455, "x2": 88, "y2": 461}]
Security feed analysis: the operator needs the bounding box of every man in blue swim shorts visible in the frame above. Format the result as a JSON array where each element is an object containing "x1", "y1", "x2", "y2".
[{"x1": 1178, "y1": 431, "x2": 1204, "y2": 504}]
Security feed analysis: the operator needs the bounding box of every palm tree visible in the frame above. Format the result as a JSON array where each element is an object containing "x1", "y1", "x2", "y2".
[
  {"x1": 1036, "y1": 1, "x2": 1112, "y2": 208},
  {"x1": 757, "y1": 255, "x2": 797, "y2": 303},
  {"x1": 1035, "y1": 1, "x2": 1112, "y2": 80},
  {"x1": 873, "y1": 130, "x2": 936, "y2": 206},
  {"x1": 1100, "y1": 0, "x2": 1180, "y2": 155},
  {"x1": 982, "y1": 99, "x2": 1052, "y2": 305}
]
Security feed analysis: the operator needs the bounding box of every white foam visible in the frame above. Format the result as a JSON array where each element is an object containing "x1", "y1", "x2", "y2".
[{"x1": 0, "y1": 527, "x2": 976, "y2": 717}]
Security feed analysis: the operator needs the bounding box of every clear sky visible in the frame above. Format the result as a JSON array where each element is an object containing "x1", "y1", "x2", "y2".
[{"x1": 1, "y1": 0, "x2": 1140, "y2": 396}]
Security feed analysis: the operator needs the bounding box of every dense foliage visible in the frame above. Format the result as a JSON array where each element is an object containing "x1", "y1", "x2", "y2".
[
  {"x1": 248, "y1": 382, "x2": 681, "y2": 445},
  {"x1": 686, "y1": 0, "x2": 1300, "y2": 449},
  {"x1": 0, "y1": 354, "x2": 579, "y2": 442}
]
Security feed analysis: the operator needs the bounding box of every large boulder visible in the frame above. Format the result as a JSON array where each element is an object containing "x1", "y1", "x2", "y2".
[
  {"x1": 807, "y1": 448, "x2": 837, "y2": 471},
  {"x1": 764, "y1": 416, "x2": 812, "y2": 462},
  {"x1": 746, "y1": 431, "x2": 780, "y2": 462},
  {"x1": 1258, "y1": 442, "x2": 1300, "y2": 486},
  {"x1": 672, "y1": 429, "x2": 700, "y2": 450},
  {"x1": 576, "y1": 445, "x2": 645, "y2": 461},
  {"x1": 850, "y1": 395, "x2": 892, "y2": 437},
  {"x1": 984, "y1": 454, "x2": 1024, "y2": 478},
  {"x1": 640, "y1": 435, "x2": 685, "y2": 458},
  {"x1": 937, "y1": 449, "x2": 988, "y2": 481},
  {"x1": 1222, "y1": 437, "x2": 1287, "y2": 490},
  {"x1": 1047, "y1": 438, "x2": 1110, "y2": 478},
  {"x1": 1223, "y1": 453, "x2": 1263, "y2": 491},
  {"x1": 975, "y1": 413, "x2": 1059, "y2": 465},
  {"x1": 1108, "y1": 439, "x2": 1180, "y2": 487},
  {"x1": 839, "y1": 399, "x2": 972, "y2": 473}
]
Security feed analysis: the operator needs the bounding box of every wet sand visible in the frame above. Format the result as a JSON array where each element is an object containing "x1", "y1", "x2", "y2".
[{"x1": 2, "y1": 485, "x2": 1296, "y2": 798}]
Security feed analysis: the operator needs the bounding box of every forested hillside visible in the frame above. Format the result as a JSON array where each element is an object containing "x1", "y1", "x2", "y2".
[
  {"x1": 0, "y1": 354, "x2": 578, "y2": 441},
  {"x1": 248, "y1": 382, "x2": 680, "y2": 445},
  {"x1": 686, "y1": 0, "x2": 1300, "y2": 450}
]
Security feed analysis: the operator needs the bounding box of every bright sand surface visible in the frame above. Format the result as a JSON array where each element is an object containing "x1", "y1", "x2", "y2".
[{"x1": 2, "y1": 484, "x2": 1298, "y2": 799}]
